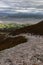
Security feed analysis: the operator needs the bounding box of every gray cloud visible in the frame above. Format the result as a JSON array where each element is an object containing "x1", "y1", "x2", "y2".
[{"x1": 0, "y1": 0, "x2": 43, "y2": 14}]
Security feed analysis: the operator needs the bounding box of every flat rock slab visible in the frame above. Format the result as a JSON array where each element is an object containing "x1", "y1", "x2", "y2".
[{"x1": 0, "y1": 34, "x2": 43, "y2": 65}]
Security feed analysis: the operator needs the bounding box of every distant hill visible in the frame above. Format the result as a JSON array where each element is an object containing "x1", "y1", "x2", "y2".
[
  {"x1": 0, "y1": 12, "x2": 43, "y2": 19},
  {"x1": 10, "y1": 21, "x2": 43, "y2": 35}
]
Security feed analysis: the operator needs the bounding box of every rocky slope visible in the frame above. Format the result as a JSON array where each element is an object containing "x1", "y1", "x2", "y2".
[
  {"x1": 0, "y1": 21, "x2": 43, "y2": 65},
  {"x1": 0, "y1": 34, "x2": 43, "y2": 65}
]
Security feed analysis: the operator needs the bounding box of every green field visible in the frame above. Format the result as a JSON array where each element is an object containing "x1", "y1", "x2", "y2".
[{"x1": 0, "y1": 23, "x2": 31, "y2": 29}]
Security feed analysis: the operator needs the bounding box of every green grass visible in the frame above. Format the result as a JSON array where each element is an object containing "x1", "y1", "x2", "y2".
[{"x1": 0, "y1": 23, "x2": 31, "y2": 29}]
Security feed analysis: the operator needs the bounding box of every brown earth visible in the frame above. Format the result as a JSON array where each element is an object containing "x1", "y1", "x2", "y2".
[
  {"x1": 0, "y1": 36, "x2": 27, "y2": 51},
  {"x1": 10, "y1": 20, "x2": 43, "y2": 35}
]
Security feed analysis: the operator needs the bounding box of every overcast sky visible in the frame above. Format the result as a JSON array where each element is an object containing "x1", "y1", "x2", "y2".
[{"x1": 0, "y1": 0, "x2": 43, "y2": 14}]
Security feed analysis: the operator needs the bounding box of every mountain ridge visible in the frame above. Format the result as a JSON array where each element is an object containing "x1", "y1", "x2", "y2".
[{"x1": 9, "y1": 20, "x2": 43, "y2": 35}]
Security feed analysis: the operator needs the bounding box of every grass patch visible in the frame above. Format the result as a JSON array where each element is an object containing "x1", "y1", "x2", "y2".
[{"x1": 0, "y1": 23, "x2": 31, "y2": 29}]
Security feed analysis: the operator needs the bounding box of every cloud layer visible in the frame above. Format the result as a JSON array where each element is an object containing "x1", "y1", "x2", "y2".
[{"x1": 0, "y1": 0, "x2": 43, "y2": 15}]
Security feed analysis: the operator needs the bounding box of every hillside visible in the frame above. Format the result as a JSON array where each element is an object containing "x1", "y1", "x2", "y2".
[
  {"x1": 0, "y1": 33, "x2": 43, "y2": 65},
  {"x1": 0, "y1": 21, "x2": 43, "y2": 65},
  {"x1": 10, "y1": 21, "x2": 43, "y2": 35},
  {"x1": 0, "y1": 35, "x2": 27, "y2": 51},
  {"x1": 0, "y1": 20, "x2": 43, "y2": 51}
]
